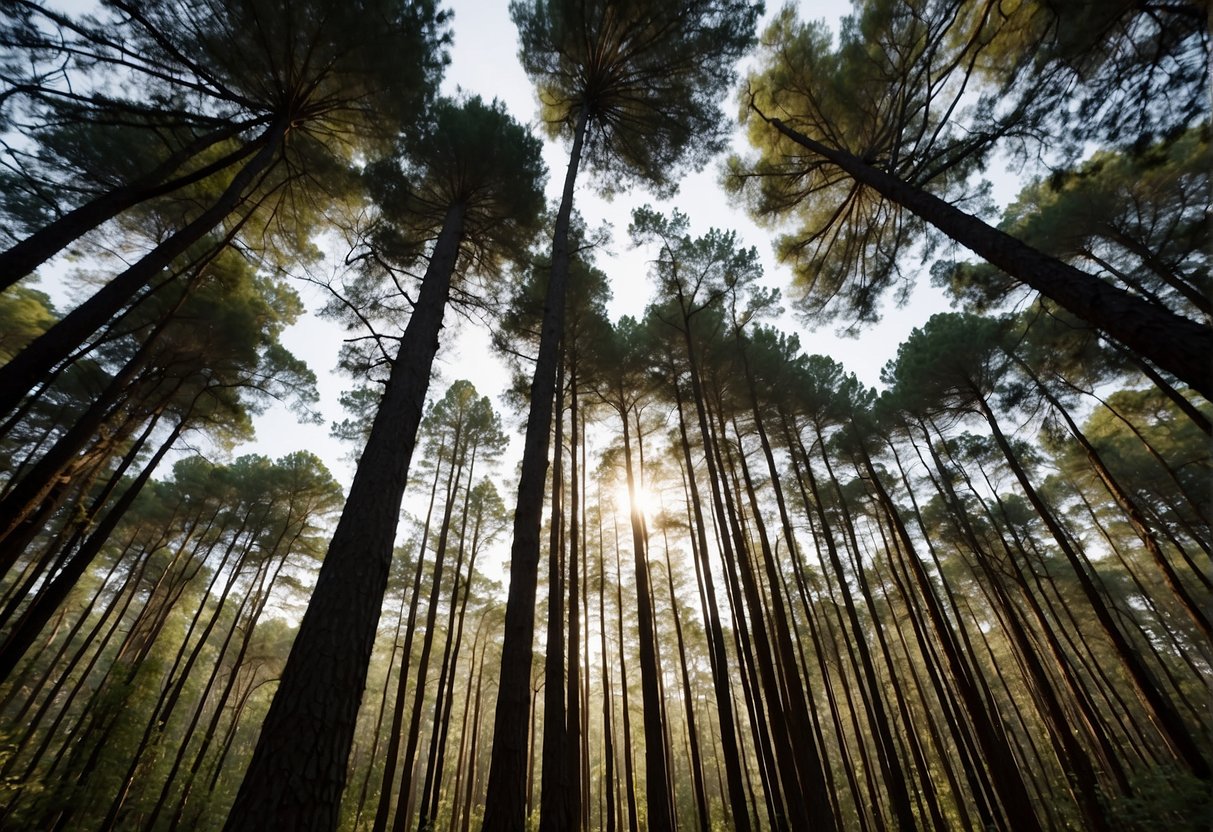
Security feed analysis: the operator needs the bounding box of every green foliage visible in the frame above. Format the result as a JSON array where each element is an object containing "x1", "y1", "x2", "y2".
[
  {"x1": 0, "y1": 284, "x2": 55, "y2": 362},
  {"x1": 933, "y1": 126, "x2": 1212, "y2": 318},
  {"x1": 511, "y1": 0, "x2": 761, "y2": 197}
]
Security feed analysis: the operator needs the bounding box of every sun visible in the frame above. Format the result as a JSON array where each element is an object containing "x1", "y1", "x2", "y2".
[{"x1": 614, "y1": 480, "x2": 658, "y2": 519}]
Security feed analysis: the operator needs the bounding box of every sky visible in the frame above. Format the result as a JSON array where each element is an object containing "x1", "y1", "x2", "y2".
[{"x1": 248, "y1": 0, "x2": 1018, "y2": 488}]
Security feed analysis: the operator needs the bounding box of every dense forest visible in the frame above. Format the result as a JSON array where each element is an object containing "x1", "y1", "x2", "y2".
[{"x1": 0, "y1": 0, "x2": 1209, "y2": 831}]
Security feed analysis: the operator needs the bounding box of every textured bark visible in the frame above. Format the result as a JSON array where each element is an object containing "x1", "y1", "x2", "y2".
[{"x1": 223, "y1": 203, "x2": 466, "y2": 832}]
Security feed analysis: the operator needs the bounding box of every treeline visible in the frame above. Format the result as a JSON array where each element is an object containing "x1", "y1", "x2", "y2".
[{"x1": 0, "y1": 1, "x2": 1208, "y2": 831}]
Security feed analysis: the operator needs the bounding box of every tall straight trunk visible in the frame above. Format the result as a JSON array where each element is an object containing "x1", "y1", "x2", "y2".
[
  {"x1": 596, "y1": 485, "x2": 618, "y2": 832},
  {"x1": 373, "y1": 446, "x2": 449, "y2": 832},
  {"x1": 421, "y1": 489, "x2": 487, "y2": 830},
  {"x1": 669, "y1": 375, "x2": 751, "y2": 831},
  {"x1": 353, "y1": 584, "x2": 413, "y2": 832},
  {"x1": 0, "y1": 119, "x2": 267, "y2": 288},
  {"x1": 618, "y1": 407, "x2": 674, "y2": 832},
  {"x1": 539, "y1": 360, "x2": 570, "y2": 832},
  {"x1": 852, "y1": 433, "x2": 1041, "y2": 825},
  {"x1": 224, "y1": 202, "x2": 467, "y2": 832},
  {"x1": 673, "y1": 325, "x2": 800, "y2": 829},
  {"x1": 460, "y1": 641, "x2": 487, "y2": 832},
  {"x1": 730, "y1": 359, "x2": 838, "y2": 826},
  {"x1": 566, "y1": 366, "x2": 583, "y2": 831},
  {"x1": 612, "y1": 512, "x2": 640, "y2": 832},
  {"x1": 971, "y1": 392, "x2": 1211, "y2": 780},
  {"x1": 394, "y1": 438, "x2": 473, "y2": 832},
  {"x1": 451, "y1": 628, "x2": 483, "y2": 832},
  {"x1": 482, "y1": 105, "x2": 589, "y2": 832},
  {"x1": 0, "y1": 118, "x2": 288, "y2": 418},
  {"x1": 755, "y1": 112, "x2": 1213, "y2": 397},
  {"x1": 658, "y1": 520, "x2": 710, "y2": 832}
]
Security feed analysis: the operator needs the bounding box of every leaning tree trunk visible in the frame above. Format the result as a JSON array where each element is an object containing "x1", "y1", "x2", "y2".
[
  {"x1": 755, "y1": 112, "x2": 1213, "y2": 398},
  {"x1": 0, "y1": 118, "x2": 267, "y2": 289},
  {"x1": 482, "y1": 105, "x2": 589, "y2": 832},
  {"x1": 971, "y1": 391, "x2": 1211, "y2": 781},
  {"x1": 0, "y1": 118, "x2": 287, "y2": 419},
  {"x1": 223, "y1": 202, "x2": 467, "y2": 832}
]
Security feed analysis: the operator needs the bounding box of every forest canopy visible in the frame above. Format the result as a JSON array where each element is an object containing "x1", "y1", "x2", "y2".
[{"x1": 0, "y1": 1, "x2": 1209, "y2": 831}]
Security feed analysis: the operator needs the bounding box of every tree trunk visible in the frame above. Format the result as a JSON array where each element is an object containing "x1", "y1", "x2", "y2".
[
  {"x1": 223, "y1": 202, "x2": 467, "y2": 832},
  {"x1": 0, "y1": 119, "x2": 267, "y2": 288},
  {"x1": 758, "y1": 113, "x2": 1213, "y2": 397},
  {"x1": 0, "y1": 117, "x2": 288, "y2": 418},
  {"x1": 539, "y1": 358, "x2": 570, "y2": 832},
  {"x1": 481, "y1": 105, "x2": 589, "y2": 832},
  {"x1": 619, "y1": 406, "x2": 675, "y2": 832}
]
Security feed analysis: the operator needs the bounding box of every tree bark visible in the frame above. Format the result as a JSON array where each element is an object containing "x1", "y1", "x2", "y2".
[{"x1": 223, "y1": 202, "x2": 466, "y2": 832}]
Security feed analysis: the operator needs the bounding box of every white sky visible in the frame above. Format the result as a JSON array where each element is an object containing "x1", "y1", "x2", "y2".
[{"x1": 250, "y1": 0, "x2": 1027, "y2": 490}]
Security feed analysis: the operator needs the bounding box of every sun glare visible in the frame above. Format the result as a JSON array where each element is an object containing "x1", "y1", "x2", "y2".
[{"x1": 615, "y1": 481, "x2": 657, "y2": 519}]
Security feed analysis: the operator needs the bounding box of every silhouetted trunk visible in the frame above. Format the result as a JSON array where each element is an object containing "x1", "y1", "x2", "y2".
[
  {"x1": 0, "y1": 119, "x2": 267, "y2": 288},
  {"x1": 539, "y1": 359, "x2": 570, "y2": 832},
  {"x1": 619, "y1": 406, "x2": 674, "y2": 832},
  {"x1": 393, "y1": 437, "x2": 472, "y2": 832},
  {"x1": 669, "y1": 373, "x2": 751, "y2": 832},
  {"x1": 756, "y1": 112, "x2": 1213, "y2": 397},
  {"x1": 374, "y1": 448, "x2": 448, "y2": 832},
  {"x1": 0, "y1": 416, "x2": 182, "y2": 682},
  {"x1": 482, "y1": 104, "x2": 588, "y2": 832},
  {"x1": 0, "y1": 118, "x2": 289, "y2": 418},
  {"x1": 224, "y1": 202, "x2": 467, "y2": 832},
  {"x1": 972, "y1": 392, "x2": 1210, "y2": 780}
]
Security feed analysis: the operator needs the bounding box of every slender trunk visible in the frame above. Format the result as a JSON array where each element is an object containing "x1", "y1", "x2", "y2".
[
  {"x1": 420, "y1": 488, "x2": 487, "y2": 830},
  {"x1": 0, "y1": 417, "x2": 183, "y2": 682},
  {"x1": 619, "y1": 407, "x2": 674, "y2": 832},
  {"x1": 596, "y1": 484, "x2": 618, "y2": 832},
  {"x1": 539, "y1": 359, "x2": 569, "y2": 832},
  {"x1": 223, "y1": 202, "x2": 467, "y2": 832},
  {"x1": 669, "y1": 373, "x2": 751, "y2": 831},
  {"x1": 973, "y1": 392, "x2": 1210, "y2": 780},
  {"x1": 394, "y1": 438, "x2": 472, "y2": 832},
  {"x1": 374, "y1": 445, "x2": 449, "y2": 832},
  {"x1": 612, "y1": 512, "x2": 640, "y2": 832},
  {"x1": 659, "y1": 519, "x2": 710, "y2": 832},
  {"x1": 566, "y1": 366, "x2": 583, "y2": 831},
  {"x1": 482, "y1": 105, "x2": 589, "y2": 832}
]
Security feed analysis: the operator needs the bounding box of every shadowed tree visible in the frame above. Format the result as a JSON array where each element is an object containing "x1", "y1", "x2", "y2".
[
  {"x1": 483, "y1": 2, "x2": 760, "y2": 830},
  {"x1": 728, "y1": 2, "x2": 1213, "y2": 396},
  {"x1": 0, "y1": 0, "x2": 450, "y2": 418},
  {"x1": 223, "y1": 97, "x2": 545, "y2": 832}
]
